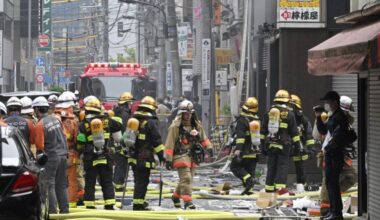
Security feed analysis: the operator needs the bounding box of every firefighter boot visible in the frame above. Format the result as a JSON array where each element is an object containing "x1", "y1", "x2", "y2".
[
  {"x1": 104, "y1": 204, "x2": 114, "y2": 210},
  {"x1": 133, "y1": 204, "x2": 150, "y2": 211},
  {"x1": 184, "y1": 201, "x2": 196, "y2": 210},
  {"x1": 241, "y1": 177, "x2": 254, "y2": 195},
  {"x1": 172, "y1": 195, "x2": 181, "y2": 208}
]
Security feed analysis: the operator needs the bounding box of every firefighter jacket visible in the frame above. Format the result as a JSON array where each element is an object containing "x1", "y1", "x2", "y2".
[
  {"x1": 113, "y1": 105, "x2": 131, "y2": 131},
  {"x1": 235, "y1": 112, "x2": 260, "y2": 159},
  {"x1": 5, "y1": 113, "x2": 35, "y2": 146},
  {"x1": 316, "y1": 108, "x2": 349, "y2": 153},
  {"x1": 35, "y1": 113, "x2": 68, "y2": 158},
  {"x1": 261, "y1": 104, "x2": 301, "y2": 152},
  {"x1": 76, "y1": 115, "x2": 122, "y2": 165},
  {"x1": 292, "y1": 114, "x2": 315, "y2": 161},
  {"x1": 165, "y1": 116, "x2": 212, "y2": 168},
  {"x1": 128, "y1": 110, "x2": 165, "y2": 169}
]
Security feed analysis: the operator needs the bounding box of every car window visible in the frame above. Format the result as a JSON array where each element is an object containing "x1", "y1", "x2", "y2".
[
  {"x1": 1, "y1": 137, "x2": 21, "y2": 167},
  {"x1": 14, "y1": 130, "x2": 35, "y2": 163}
]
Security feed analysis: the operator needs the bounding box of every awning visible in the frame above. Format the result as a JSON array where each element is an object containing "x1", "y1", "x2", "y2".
[{"x1": 308, "y1": 20, "x2": 380, "y2": 76}]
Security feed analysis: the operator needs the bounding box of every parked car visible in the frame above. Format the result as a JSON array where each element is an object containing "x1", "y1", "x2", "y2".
[{"x1": 0, "y1": 126, "x2": 48, "y2": 220}]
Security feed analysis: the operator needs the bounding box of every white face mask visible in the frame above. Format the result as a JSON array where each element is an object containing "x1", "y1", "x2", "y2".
[{"x1": 324, "y1": 103, "x2": 331, "y2": 113}]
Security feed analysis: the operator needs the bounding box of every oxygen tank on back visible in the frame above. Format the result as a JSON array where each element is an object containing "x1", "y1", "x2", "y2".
[
  {"x1": 249, "y1": 120, "x2": 261, "y2": 146},
  {"x1": 91, "y1": 118, "x2": 105, "y2": 155},
  {"x1": 268, "y1": 108, "x2": 280, "y2": 137},
  {"x1": 123, "y1": 117, "x2": 139, "y2": 147}
]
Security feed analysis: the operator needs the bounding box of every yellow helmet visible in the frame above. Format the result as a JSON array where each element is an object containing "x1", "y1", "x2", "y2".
[
  {"x1": 290, "y1": 94, "x2": 302, "y2": 109},
  {"x1": 118, "y1": 92, "x2": 134, "y2": 104},
  {"x1": 274, "y1": 89, "x2": 290, "y2": 103},
  {"x1": 84, "y1": 96, "x2": 101, "y2": 112},
  {"x1": 242, "y1": 97, "x2": 258, "y2": 113},
  {"x1": 140, "y1": 96, "x2": 157, "y2": 110}
]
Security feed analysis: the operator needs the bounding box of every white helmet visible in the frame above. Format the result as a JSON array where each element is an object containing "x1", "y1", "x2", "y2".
[
  {"x1": 32, "y1": 96, "x2": 49, "y2": 108},
  {"x1": 48, "y1": 94, "x2": 58, "y2": 104},
  {"x1": 56, "y1": 91, "x2": 76, "y2": 108},
  {"x1": 340, "y1": 95, "x2": 354, "y2": 112},
  {"x1": 6, "y1": 96, "x2": 23, "y2": 108},
  {"x1": 177, "y1": 100, "x2": 194, "y2": 115},
  {"x1": 20, "y1": 96, "x2": 34, "y2": 114},
  {"x1": 0, "y1": 101, "x2": 7, "y2": 115}
]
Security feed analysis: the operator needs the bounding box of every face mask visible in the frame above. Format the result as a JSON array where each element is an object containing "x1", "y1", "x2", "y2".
[{"x1": 324, "y1": 103, "x2": 331, "y2": 113}]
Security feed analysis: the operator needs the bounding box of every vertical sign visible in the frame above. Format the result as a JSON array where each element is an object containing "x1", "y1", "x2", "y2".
[
  {"x1": 178, "y1": 25, "x2": 189, "y2": 58},
  {"x1": 166, "y1": 62, "x2": 173, "y2": 92},
  {"x1": 213, "y1": 0, "x2": 222, "y2": 25},
  {"x1": 202, "y1": 39, "x2": 211, "y2": 88},
  {"x1": 0, "y1": 30, "x2": 3, "y2": 82},
  {"x1": 39, "y1": 0, "x2": 52, "y2": 51}
]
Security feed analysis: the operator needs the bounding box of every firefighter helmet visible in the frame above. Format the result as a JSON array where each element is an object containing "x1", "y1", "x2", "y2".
[
  {"x1": 274, "y1": 89, "x2": 290, "y2": 103},
  {"x1": 0, "y1": 101, "x2": 7, "y2": 115},
  {"x1": 84, "y1": 96, "x2": 101, "y2": 112},
  {"x1": 118, "y1": 92, "x2": 134, "y2": 105},
  {"x1": 340, "y1": 95, "x2": 354, "y2": 112},
  {"x1": 32, "y1": 96, "x2": 50, "y2": 107},
  {"x1": 7, "y1": 97, "x2": 23, "y2": 108},
  {"x1": 177, "y1": 100, "x2": 194, "y2": 115},
  {"x1": 127, "y1": 117, "x2": 140, "y2": 131},
  {"x1": 20, "y1": 96, "x2": 34, "y2": 114},
  {"x1": 140, "y1": 96, "x2": 157, "y2": 110},
  {"x1": 290, "y1": 94, "x2": 302, "y2": 109},
  {"x1": 242, "y1": 97, "x2": 258, "y2": 113}
]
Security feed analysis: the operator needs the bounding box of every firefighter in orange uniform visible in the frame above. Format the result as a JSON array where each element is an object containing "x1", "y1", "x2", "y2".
[{"x1": 165, "y1": 100, "x2": 213, "y2": 209}]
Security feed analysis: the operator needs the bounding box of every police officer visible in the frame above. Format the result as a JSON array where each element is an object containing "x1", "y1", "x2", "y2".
[
  {"x1": 125, "y1": 96, "x2": 165, "y2": 211},
  {"x1": 261, "y1": 89, "x2": 301, "y2": 193},
  {"x1": 76, "y1": 96, "x2": 122, "y2": 210},
  {"x1": 289, "y1": 94, "x2": 315, "y2": 191},
  {"x1": 113, "y1": 92, "x2": 134, "y2": 192},
  {"x1": 5, "y1": 96, "x2": 35, "y2": 147},
  {"x1": 33, "y1": 96, "x2": 69, "y2": 214},
  {"x1": 165, "y1": 100, "x2": 212, "y2": 209},
  {"x1": 316, "y1": 91, "x2": 348, "y2": 220},
  {"x1": 55, "y1": 92, "x2": 80, "y2": 208},
  {"x1": 231, "y1": 97, "x2": 261, "y2": 195}
]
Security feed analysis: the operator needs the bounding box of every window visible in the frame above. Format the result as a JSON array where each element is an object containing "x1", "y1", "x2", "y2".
[{"x1": 1, "y1": 137, "x2": 21, "y2": 167}]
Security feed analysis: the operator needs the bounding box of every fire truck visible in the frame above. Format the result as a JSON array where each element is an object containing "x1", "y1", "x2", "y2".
[{"x1": 79, "y1": 63, "x2": 156, "y2": 110}]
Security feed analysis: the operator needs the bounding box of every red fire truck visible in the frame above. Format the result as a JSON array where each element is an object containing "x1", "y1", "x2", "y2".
[{"x1": 79, "y1": 63, "x2": 156, "y2": 110}]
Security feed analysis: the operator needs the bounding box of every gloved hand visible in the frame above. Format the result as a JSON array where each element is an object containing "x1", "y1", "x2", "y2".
[
  {"x1": 36, "y1": 150, "x2": 48, "y2": 166},
  {"x1": 207, "y1": 148, "x2": 214, "y2": 158},
  {"x1": 165, "y1": 161, "x2": 173, "y2": 170},
  {"x1": 157, "y1": 151, "x2": 165, "y2": 164}
]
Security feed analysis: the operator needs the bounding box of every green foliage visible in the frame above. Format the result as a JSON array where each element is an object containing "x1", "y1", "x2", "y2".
[
  {"x1": 109, "y1": 47, "x2": 136, "y2": 63},
  {"x1": 49, "y1": 85, "x2": 65, "y2": 93},
  {"x1": 221, "y1": 104, "x2": 231, "y2": 116}
]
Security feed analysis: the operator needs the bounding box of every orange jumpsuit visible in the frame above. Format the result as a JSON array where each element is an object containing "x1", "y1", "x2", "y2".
[{"x1": 56, "y1": 108, "x2": 80, "y2": 208}]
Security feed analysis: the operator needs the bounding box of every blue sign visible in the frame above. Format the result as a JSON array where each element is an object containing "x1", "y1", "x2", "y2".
[
  {"x1": 36, "y1": 57, "x2": 45, "y2": 66},
  {"x1": 43, "y1": 74, "x2": 53, "y2": 84},
  {"x1": 59, "y1": 66, "x2": 65, "y2": 73}
]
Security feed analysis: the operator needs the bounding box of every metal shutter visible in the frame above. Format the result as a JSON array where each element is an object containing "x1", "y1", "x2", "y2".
[
  {"x1": 368, "y1": 72, "x2": 380, "y2": 218},
  {"x1": 332, "y1": 75, "x2": 358, "y2": 168}
]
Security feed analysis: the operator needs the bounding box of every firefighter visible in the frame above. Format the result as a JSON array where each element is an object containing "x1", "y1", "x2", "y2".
[
  {"x1": 289, "y1": 94, "x2": 315, "y2": 192},
  {"x1": 165, "y1": 100, "x2": 213, "y2": 209},
  {"x1": 33, "y1": 96, "x2": 69, "y2": 214},
  {"x1": 261, "y1": 89, "x2": 302, "y2": 193},
  {"x1": 230, "y1": 97, "x2": 261, "y2": 195},
  {"x1": 55, "y1": 92, "x2": 80, "y2": 208},
  {"x1": 113, "y1": 92, "x2": 134, "y2": 192},
  {"x1": 5, "y1": 96, "x2": 35, "y2": 147},
  {"x1": 124, "y1": 96, "x2": 165, "y2": 211},
  {"x1": 20, "y1": 96, "x2": 38, "y2": 124},
  {"x1": 76, "y1": 96, "x2": 123, "y2": 210}
]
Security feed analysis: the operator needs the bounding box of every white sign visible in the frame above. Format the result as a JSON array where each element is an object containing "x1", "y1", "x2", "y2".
[
  {"x1": 215, "y1": 70, "x2": 227, "y2": 86},
  {"x1": 36, "y1": 66, "x2": 45, "y2": 74},
  {"x1": 166, "y1": 62, "x2": 173, "y2": 92},
  {"x1": 182, "y1": 69, "x2": 193, "y2": 92},
  {"x1": 178, "y1": 26, "x2": 189, "y2": 58},
  {"x1": 0, "y1": 30, "x2": 2, "y2": 80},
  {"x1": 202, "y1": 38, "x2": 211, "y2": 87},
  {"x1": 278, "y1": 0, "x2": 320, "y2": 22}
]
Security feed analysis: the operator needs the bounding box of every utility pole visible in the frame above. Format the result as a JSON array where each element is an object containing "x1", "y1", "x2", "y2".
[
  {"x1": 194, "y1": 0, "x2": 213, "y2": 134},
  {"x1": 27, "y1": 0, "x2": 32, "y2": 91},
  {"x1": 103, "y1": 0, "x2": 109, "y2": 61},
  {"x1": 166, "y1": 0, "x2": 181, "y2": 102},
  {"x1": 156, "y1": 7, "x2": 167, "y2": 99},
  {"x1": 66, "y1": 26, "x2": 69, "y2": 90},
  {"x1": 137, "y1": 4, "x2": 141, "y2": 63}
]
